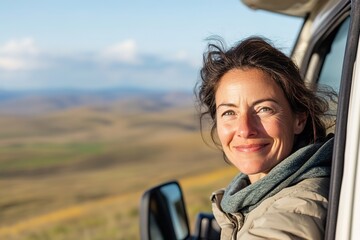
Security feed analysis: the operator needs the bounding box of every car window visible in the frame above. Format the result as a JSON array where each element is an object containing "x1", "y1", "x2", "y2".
[
  {"x1": 304, "y1": 16, "x2": 350, "y2": 133},
  {"x1": 305, "y1": 17, "x2": 350, "y2": 95},
  {"x1": 317, "y1": 17, "x2": 350, "y2": 93}
]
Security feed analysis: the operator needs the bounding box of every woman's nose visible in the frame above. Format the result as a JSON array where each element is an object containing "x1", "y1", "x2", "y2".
[{"x1": 236, "y1": 113, "x2": 257, "y2": 138}]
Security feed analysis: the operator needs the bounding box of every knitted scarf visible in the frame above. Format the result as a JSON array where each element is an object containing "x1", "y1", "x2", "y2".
[{"x1": 221, "y1": 137, "x2": 334, "y2": 214}]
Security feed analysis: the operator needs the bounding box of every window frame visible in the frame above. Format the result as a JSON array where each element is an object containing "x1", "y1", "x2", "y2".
[{"x1": 328, "y1": 0, "x2": 360, "y2": 238}]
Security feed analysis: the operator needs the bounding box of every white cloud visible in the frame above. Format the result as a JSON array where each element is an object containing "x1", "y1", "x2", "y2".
[
  {"x1": 171, "y1": 50, "x2": 200, "y2": 68},
  {"x1": 0, "y1": 58, "x2": 31, "y2": 71},
  {"x1": 0, "y1": 38, "x2": 38, "y2": 55},
  {"x1": 0, "y1": 38, "x2": 198, "y2": 91},
  {"x1": 173, "y1": 50, "x2": 189, "y2": 61},
  {"x1": 0, "y1": 38, "x2": 42, "y2": 71},
  {"x1": 100, "y1": 39, "x2": 140, "y2": 64}
]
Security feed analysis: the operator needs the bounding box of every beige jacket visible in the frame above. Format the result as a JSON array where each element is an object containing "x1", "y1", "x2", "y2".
[{"x1": 211, "y1": 177, "x2": 329, "y2": 240}]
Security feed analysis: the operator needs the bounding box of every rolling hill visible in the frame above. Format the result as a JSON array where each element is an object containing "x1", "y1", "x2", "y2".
[{"x1": 0, "y1": 89, "x2": 234, "y2": 239}]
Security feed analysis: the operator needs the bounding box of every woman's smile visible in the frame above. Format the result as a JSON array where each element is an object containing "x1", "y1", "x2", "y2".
[{"x1": 233, "y1": 143, "x2": 270, "y2": 153}]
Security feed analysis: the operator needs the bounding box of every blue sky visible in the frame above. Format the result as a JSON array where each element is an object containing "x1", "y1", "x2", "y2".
[{"x1": 0, "y1": 0, "x2": 303, "y2": 91}]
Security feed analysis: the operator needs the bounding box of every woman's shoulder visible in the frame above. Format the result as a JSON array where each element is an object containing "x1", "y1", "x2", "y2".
[
  {"x1": 270, "y1": 177, "x2": 329, "y2": 214},
  {"x1": 259, "y1": 177, "x2": 330, "y2": 216},
  {"x1": 238, "y1": 178, "x2": 330, "y2": 239},
  {"x1": 281, "y1": 177, "x2": 330, "y2": 202},
  {"x1": 250, "y1": 178, "x2": 330, "y2": 214}
]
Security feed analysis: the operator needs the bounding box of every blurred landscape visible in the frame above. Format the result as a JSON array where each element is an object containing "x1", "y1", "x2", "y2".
[{"x1": 0, "y1": 89, "x2": 237, "y2": 240}]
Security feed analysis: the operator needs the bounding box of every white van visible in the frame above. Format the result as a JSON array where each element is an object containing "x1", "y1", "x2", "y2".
[{"x1": 140, "y1": 0, "x2": 360, "y2": 239}]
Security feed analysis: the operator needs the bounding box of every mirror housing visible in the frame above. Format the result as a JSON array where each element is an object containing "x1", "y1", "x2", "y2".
[{"x1": 140, "y1": 181, "x2": 191, "y2": 240}]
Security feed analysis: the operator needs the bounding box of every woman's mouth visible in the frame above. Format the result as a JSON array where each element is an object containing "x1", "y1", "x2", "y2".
[{"x1": 234, "y1": 143, "x2": 269, "y2": 153}]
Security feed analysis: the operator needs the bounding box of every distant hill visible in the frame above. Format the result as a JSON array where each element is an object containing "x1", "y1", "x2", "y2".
[{"x1": 0, "y1": 88, "x2": 194, "y2": 115}]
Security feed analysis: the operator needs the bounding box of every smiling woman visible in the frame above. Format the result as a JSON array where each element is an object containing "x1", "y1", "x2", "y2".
[{"x1": 196, "y1": 36, "x2": 335, "y2": 239}]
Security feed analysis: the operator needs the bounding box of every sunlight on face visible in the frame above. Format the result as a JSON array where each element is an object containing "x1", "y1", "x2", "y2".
[{"x1": 215, "y1": 68, "x2": 306, "y2": 183}]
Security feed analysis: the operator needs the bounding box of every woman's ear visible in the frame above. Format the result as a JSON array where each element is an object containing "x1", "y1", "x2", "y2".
[{"x1": 294, "y1": 112, "x2": 308, "y2": 134}]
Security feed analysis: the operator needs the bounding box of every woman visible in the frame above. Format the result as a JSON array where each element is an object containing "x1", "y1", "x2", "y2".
[{"x1": 196, "y1": 37, "x2": 334, "y2": 239}]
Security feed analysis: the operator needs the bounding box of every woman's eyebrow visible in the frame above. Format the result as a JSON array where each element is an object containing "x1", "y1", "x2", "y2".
[
  {"x1": 252, "y1": 98, "x2": 279, "y2": 106},
  {"x1": 216, "y1": 98, "x2": 279, "y2": 110},
  {"x1": 216, "y1": 103, "x2": 238, "y2": 110}
]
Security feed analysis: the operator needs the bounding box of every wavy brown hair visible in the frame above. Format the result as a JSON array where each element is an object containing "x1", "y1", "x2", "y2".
[{"x1": 195, "y1": 36, "x2": 334, "y2": 151}]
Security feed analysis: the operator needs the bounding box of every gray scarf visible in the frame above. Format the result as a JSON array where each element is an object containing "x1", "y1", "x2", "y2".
[{"x1": 221, "y1": 136, "x2": 334, "y2": 214}]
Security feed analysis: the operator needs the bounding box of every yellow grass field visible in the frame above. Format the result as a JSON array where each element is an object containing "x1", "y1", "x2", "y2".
[{"x1": 0, "y1": 97, "x2": 238, "y2": 239}]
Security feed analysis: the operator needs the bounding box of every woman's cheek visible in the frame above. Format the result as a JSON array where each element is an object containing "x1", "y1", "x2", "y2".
[{"x1": 218, "y1": 123, "x2": 235, "y2": 146}]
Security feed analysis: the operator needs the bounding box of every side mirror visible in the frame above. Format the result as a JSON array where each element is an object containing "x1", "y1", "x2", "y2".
[{"x1": 140, "y1": 181, "x2": 191, "y2": 240}]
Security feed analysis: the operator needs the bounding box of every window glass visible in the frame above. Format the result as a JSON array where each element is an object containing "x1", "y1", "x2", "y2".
[
  {"x1": 317, "y1": 17, "x2": 350, "y2": 93},
  {"x1": 309, "y1": 17, "x2": 351, "y2": 134}
]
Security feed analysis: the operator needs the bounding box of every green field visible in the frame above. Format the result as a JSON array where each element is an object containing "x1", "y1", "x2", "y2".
[{"x1": 0, "y1": 97, "x2": 237, "y2": 240}]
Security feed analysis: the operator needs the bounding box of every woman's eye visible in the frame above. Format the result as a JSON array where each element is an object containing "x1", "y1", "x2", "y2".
[
  {"x1": 258, "y1": 107, "x2": 273, "y2": 113},
  {"x1": 221, "y1": 110, "x2": 235, "y2": 117}
]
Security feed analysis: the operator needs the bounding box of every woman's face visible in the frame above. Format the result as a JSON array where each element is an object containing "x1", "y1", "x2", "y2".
[{"x1": 215, "y1": 68, "x2": 306, "y2": 183}]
